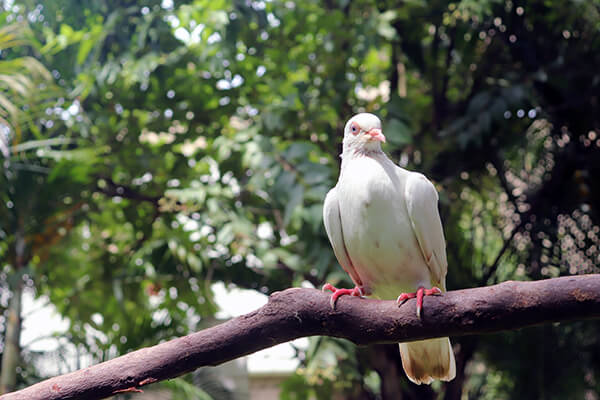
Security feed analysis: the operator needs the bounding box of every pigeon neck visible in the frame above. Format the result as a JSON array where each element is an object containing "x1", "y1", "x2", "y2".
[{"x1": 341, "y1": 141, "x2": 384, "y2": 160}]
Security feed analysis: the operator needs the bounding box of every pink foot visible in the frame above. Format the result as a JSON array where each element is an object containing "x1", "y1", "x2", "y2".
[
  {"x1": 396, "y1": 286, "x2": 442, "y2": 318},
  {"x1": 322, "y1": 283, "x2": 365, "y2": 309}
]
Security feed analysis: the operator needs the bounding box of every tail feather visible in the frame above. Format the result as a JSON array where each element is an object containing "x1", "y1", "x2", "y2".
[{"x1": 398, "y1": 337, "x2": 456, "y2": 385}]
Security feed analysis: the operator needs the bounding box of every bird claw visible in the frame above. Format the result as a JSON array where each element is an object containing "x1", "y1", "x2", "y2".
[
  {"x1": 322, "y1": 283, "x2": 365, "y2": 309},
  {"x1": 397, "y1": 286, "x2": 442, "y2": 318},
  {"x1": 396, "y1": 293, "x2": 414, "y2": 306}
]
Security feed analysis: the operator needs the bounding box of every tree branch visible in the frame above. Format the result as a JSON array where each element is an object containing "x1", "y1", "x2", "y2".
[
  {"x1": 481, "y1": 223, "x2": 521, "y2": 284},
  {"x1": 95, "y1": 176, "x2": 161, "y2": 206},
  {"x1": 3, "y1": 275, "x2": 600, "y2": 400}
]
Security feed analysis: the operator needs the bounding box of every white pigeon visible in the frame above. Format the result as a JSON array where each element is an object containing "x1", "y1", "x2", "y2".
[{"x1": 322, "y1": 113, "x2": 456, "y2": 385}]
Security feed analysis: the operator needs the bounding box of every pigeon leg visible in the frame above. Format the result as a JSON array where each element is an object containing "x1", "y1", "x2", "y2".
[
  {"x1": 397, "y1": 286, "x2": 442, "y2": 318},
  {"x1": 322, "y1": 283, "x2": 366, "y2": 309}
]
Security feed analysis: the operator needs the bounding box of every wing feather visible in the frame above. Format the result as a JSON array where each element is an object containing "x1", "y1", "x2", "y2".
[
  {"x1": 323, "y1": 187, "x2": 363, "y2": 287},
  {"x1": 404, "y1": 173, "x2": 448, "y2": 290}
]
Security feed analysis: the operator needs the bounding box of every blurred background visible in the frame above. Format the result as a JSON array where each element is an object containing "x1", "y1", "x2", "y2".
[{"x1": 1, "y1": 0, "x2": 599, "y2": 399}]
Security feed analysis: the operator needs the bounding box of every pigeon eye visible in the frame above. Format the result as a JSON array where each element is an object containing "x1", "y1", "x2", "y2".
[{"x1": 350, "y1": 122, "x2": 360, "y2": 135}]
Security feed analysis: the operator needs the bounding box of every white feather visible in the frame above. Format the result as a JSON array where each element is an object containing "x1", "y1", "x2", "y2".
[
  {"x1": 404, "y1": 172, "x2": 448, "y2": 290},
  {"x1": 323, "y1": 187, "x2": 363, "y2": 287}
]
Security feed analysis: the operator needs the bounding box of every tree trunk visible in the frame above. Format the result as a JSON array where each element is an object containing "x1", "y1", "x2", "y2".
[
  {"x1": 1, "y1": 230, "x2": 26, "y2": 394},
  {"x1": 0, "y1": 282, "x2": 23, "y2": 394},
  {"x1": 443, "y1": 337, "x2": 478, "y2": 400},
  {"x1": 367, "y1": 344, "x2": 405, "y2": 400}
]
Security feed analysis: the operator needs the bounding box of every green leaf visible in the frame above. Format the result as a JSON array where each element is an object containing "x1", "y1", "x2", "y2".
[
  {"x1": 384, "y1": 118, "x2": 412, "y2": 146},
  {"x1": 160, "y1": 378, "x2": 215, "y2": 400},
  {"x1": 284, "y1": 184, "x2": 303, "y2": 227},
  {"x1": 377, "y1": 11, "x2": 398, "y2": 40}
]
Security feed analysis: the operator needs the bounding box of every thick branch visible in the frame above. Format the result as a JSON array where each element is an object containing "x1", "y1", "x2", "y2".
[{"x1": 3, "y1": 275, "x2": 600, "y2": 400}]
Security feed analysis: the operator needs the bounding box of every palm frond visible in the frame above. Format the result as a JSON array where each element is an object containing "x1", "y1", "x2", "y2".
[
  {"x1": 0, "y1": 23, "x2": 30, "y2": 51},
  {"x1": 0, "y1": 24, "x2": 55, "y2": 143},
  {"x1": 11, "y1": 138, "x2": 75, "y2": 153}
]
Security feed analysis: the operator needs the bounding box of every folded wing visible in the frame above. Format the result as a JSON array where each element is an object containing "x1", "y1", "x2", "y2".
[
  {"x1": 404, "y1": 173, "x2": 448, "y2": 290},
  {"x1": 323, "y1": 187, "x2": 363, "y2": 287}
]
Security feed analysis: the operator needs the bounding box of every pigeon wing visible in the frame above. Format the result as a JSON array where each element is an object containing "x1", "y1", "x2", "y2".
[
  {"x1": 404, "y1": 173, "x2": 448, "y2": 290},
  {"x1": 323, "y1": 187, "x2": 363, "y2": 287}
]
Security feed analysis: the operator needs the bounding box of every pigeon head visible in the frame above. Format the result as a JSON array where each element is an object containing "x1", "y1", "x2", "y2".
[{"x1": 342, "y1": 113, "x2": 386, "y2": 153}]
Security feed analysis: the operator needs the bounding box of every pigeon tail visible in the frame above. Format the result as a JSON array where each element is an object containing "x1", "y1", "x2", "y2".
[{"x1": 399, "y1": 337, "x2": 456, "y2": 385}]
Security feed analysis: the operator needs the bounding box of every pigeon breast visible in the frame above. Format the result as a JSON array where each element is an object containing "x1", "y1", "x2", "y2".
[{"x1": 337, "y1": 153, "x2": 432, "y2": 298}]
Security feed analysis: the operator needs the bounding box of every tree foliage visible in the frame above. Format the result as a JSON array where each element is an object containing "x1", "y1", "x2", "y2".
[{"x1": 1, "y1": 0, "x2": 599, "y2": 398}]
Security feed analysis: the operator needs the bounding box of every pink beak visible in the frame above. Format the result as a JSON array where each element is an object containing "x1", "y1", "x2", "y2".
[{"x1": 366, "y1": 128, "x2": 386, "y2": 143}]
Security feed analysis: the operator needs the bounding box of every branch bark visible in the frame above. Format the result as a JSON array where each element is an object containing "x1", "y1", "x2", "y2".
[{"x1": 3, "y1": 275, "x2": 600, "y2": 400}]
